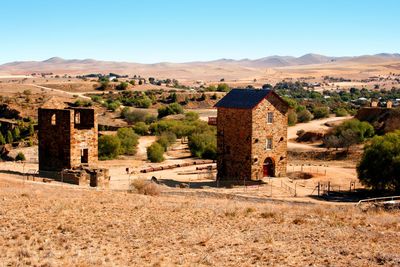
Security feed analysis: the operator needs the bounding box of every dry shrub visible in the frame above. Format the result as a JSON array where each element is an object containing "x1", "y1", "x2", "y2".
[{"x1": 130, "y1": 178, "x2": 160, "y2": 196}]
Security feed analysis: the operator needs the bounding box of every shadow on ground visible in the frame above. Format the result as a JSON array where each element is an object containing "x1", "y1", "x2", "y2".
[
  {"x1": 158, "y1": 178, "x2": 267, "y2": 189},
  {"x1": 309, "y1": 189, "x2": 396, "y2": 203}
]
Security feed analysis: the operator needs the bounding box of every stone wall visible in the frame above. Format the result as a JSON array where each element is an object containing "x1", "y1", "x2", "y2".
[
  {"x1": 251, "y1": 93, "x2": 288, "y2": 178},
  {"x1": 38, "y1": 108, "x2": 72, "y2": 171},
  {"x1": 217, "y1": 107, "x2": 253, "y2": 181},
  {"x1": 70, "y1": 108, "x2": 98, "y2": 168}
]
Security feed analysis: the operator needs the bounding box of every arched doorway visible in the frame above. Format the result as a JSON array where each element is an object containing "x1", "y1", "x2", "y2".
[{"x1": 263, "y1": 157, "x2": 275, "y2": 177}]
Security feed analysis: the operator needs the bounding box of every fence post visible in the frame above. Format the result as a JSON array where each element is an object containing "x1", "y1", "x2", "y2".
[
  {"x1": 317, "y1": 182, "x2": 320, "y2": 196},
  {"x1": 328, "y1": 181, "x2": 331, "y2": 195}
]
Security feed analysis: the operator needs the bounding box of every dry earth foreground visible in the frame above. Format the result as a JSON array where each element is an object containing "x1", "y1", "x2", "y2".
[{"x1": 0, "y1": 178, "x2": 399, "y2": 266}]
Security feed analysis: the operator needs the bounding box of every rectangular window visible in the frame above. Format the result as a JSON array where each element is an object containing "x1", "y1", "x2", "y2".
[
  {"x1": 266, "y1": 138, "x2": 273, "y2": 150},
  {"x1": 267, "y1": 112, "x2": 274, "y2": 124}
]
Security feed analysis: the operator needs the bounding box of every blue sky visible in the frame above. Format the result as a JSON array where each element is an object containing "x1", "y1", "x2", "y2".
[{"x1": 1, "y1": 0, "x2": 399, "y2": 64}]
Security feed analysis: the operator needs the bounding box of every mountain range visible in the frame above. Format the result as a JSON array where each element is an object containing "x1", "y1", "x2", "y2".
[{"x1": 1, "y1": 53, "x2": 399, "y2": 80}]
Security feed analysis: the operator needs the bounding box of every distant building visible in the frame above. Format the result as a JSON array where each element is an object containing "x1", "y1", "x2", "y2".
[{"x1": 214, "y1": 89, "x2": 289, "y2": 181}]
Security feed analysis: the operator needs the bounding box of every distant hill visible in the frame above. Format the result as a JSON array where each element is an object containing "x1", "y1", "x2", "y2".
[{"x1": 0, "y1": 53, "x2": 399, "y2": 80}]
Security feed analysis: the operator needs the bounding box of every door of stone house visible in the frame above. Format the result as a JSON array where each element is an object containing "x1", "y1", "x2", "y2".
[{"x1": 263, "y1": 157, "x2": 274, "y2": 177}]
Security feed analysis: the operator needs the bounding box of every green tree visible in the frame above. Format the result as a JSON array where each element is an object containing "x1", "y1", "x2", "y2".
[
  {"x1": 0, "y1": 132, "x2": 5, "y2": 145},
  {"x1": 133, "y1": 122, "x2": 149, "y2": 135},
  {"x1": 185, "y1": 111, "x2": 199, "y2": 121},
  {"x1": 121, "y1": 108, "x2": 148, "y2": 124},
  {"x1": 216, "y1": 83, "x2": 230, "y2": 92},
  {"x1": 333, "y1": 119, "x2": 374, "y2": 142},
  {"x1": 288, "y1": 110, "x2": 297, "y2": 126},
  {"x1": 157, "y1": 103, "x2": 184, "y2": 118},
  {"x1": 98, "y1": 135, "x2": 121, "y2": 160},
  {"x1": 297, "y1": 110, "x2": 313, "y2": 123},
  {"x1": 188, "y1": 132, "x2": 217, "y2": 159},
  {"x1": 147, "y1": 142, "x2": 165, "y2": 162},
  {"x1": 98, "y1": 81, "x2": 110, "y2": 91},
  {"x1": 28, "y1": 124, "x2": 35, "y2": 136},
  {"x1": 157, "y1": 132, "x2": 176, "y2": 151},
  {"x1": 12, "y1": 127, "x2": 20, "y2": 141},
  {"x1": 116, "y1": 82, "x2": 129, "y2": 90},
  {"x1": 117, "y1": 128, "x2": 139, "y2": 155},
  {"x1": 312, "y1": 107, "x2": 329, "y2": 119},
  {"x1": 357, "y1": 130, "x2": 400, "y2": 191},
  {"x1": 6, "y1": 130, "x2": 13, "y2": 144},
  {"x1": 334, "y1": 108, "x2": 348, "y2": 117}
]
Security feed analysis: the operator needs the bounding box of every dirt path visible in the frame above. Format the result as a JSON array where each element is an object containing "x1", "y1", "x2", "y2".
[
  {"x1": 30, "y1": 84, "x2": 91, "y2": 100},
  {"x1": 136, "y1": 136, "x2": 157, "y2": 160},
  {"x1": 287, "y1": 116, "x2": 352, "y2": 151}
]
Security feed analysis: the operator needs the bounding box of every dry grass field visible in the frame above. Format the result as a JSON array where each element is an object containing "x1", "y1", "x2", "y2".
[{"x1": 1, "y1": 178, "x2": 399, "y2": 266}]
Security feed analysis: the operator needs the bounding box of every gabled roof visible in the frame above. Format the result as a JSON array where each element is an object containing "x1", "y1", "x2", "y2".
[
  {"x1": 215, "y1": 89, "x2": 271, "y2": 109},
  {"x1": 215, "y1": 89, "x2": 288, "y2": 110}
]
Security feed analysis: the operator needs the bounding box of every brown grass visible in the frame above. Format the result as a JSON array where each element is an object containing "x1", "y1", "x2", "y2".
[
  {"x1": 0, "y1": 178, "x2": 399, "y2": 266},
  {"x1": 130, "y1": 178, "x2": 161, "y2": 196}
]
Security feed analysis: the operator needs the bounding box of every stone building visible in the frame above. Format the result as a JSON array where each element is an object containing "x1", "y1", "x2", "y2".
[
  {"x1": 38, "y1": 107, "x2": 108, "y2": 186},
  {"x1": 215, "y1": 89, "x2": 289, "y2": 181}
]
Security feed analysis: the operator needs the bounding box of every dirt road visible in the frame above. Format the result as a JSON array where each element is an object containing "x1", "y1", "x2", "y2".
[
  {"x1": 287, "y1": 116, "x2": 351, "y2": 151},
  {"x1": 30, "y1": 84, "x2": 92, "y2": 100}
]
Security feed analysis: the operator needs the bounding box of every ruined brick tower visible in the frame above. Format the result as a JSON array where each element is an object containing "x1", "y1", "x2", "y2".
[
  {"x1": 38, "y1": 108, "x2": 98, "y2": 172},
  {"x1": 215, "y1": 89, "x2": 289, "y2": 181}
]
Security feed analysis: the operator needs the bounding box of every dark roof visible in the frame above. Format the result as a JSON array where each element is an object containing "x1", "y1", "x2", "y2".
[{"x1": 214, "y1": 89, "x2": 272, "y2": 109}]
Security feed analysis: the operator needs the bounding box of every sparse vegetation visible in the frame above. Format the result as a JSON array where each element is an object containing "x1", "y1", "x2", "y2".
[
  {"x1": 15, "y1": 152, "x2": 25, "y2": 161},
  {"x1": 147, "y1": 142, "x2": 165, "y2": 162},
  {"x1": 98, "y1": 135, "x2": 121, "y2": 160},
  {"x1": 157, "y1": 103, "x2": 184, "y2": 118},
  {"x1": 357, "y1": 130, "x2": 400, "y2": 192}
]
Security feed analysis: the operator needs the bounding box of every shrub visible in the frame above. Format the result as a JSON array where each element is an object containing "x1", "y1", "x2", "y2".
[
  {"x1": 12, "y1": 127, "x2": 20, "y2": 141},
  {"x1": 185, "y1": 111, "x2": 199, "y2": 121},
  {"x1": 15, "y1": 152, "x2": 25, "y2": 161},
  {"x1": 104, "y1": 100, "x2": 120, "y2": 111},
  {"x1": 98, "y1": 81, "x2": 110, "y2": 91},
  {"x1": 91, "y1": 95, "x2": 102, "y2": 103},
  {"x1": 6, "y1": 130, "x2": 13, "y2": 144},
  {"x1": 157, "y1": 132, "x2": 176, "y2": 150},
  {"x1": 157, "y1": 103, "x2": 184, "y2": 118},
  {"x1": 147, "y1": 142, "x2": 165, "y2": 162},
  {"x1": 333, "y1": 119, "x2": 374, "y2": 142},
  {"x1": 117, "y1": 128, "x2": 139, "y2": 155},
  {"x1": 297, "y1": 110, "x2": 312, "y2": 123},
  {"x1": 217, "y1": 83, "x2": 230, "y2": 92},
  {"x1": 0, "y1": 132, "x2": 5, "y2": 145},
  {"x1": 116, "y1": 82, "x2": 129, "y2": 90},
  {"x1": 188, "y1": 132, "x2": 217, "y2": 159},
  {"x1": 98, "y1": 135, "x2": 121, "y2": 160},
  {"x1": 130, "y1": 178, "x2": 160, "y2": 196},
  {"x1": 312, "y1": 106, "x2": 329, "y2": 119},
  {"x1": 133, "y1": 122, "x2": 149, "y2": 135},
  {"x1": 121, "y1": 108, "x2": 148, "y2": 124},
  {"x1": 334, "y1": 108, "x2": 348, "y2": 117},
  {"x1": 288, "y1": 110, "x2": 297, "y2": 126},
  {"x1": 73, "y1": 99, "x2": 92, "y2": 107},
  {"x1": 357, "y1": 130, "x2": 400, "y2": 191}
]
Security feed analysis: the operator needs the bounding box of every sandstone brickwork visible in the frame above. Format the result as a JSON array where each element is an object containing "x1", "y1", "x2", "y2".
[
  {"x1": 215, "y1": 89, "x2": 289, "y2": 181},
  {"x1": 38, "y1": 108, "x2": 98, "y2": 172}
]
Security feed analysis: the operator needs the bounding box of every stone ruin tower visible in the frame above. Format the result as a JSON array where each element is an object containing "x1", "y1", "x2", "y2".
[
  {"x1": 214, "y1": 89, "x2": 289, "y2": 181},
  {"x1": 38, "y1": 107, "x2": 108, "y2": 186}
]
